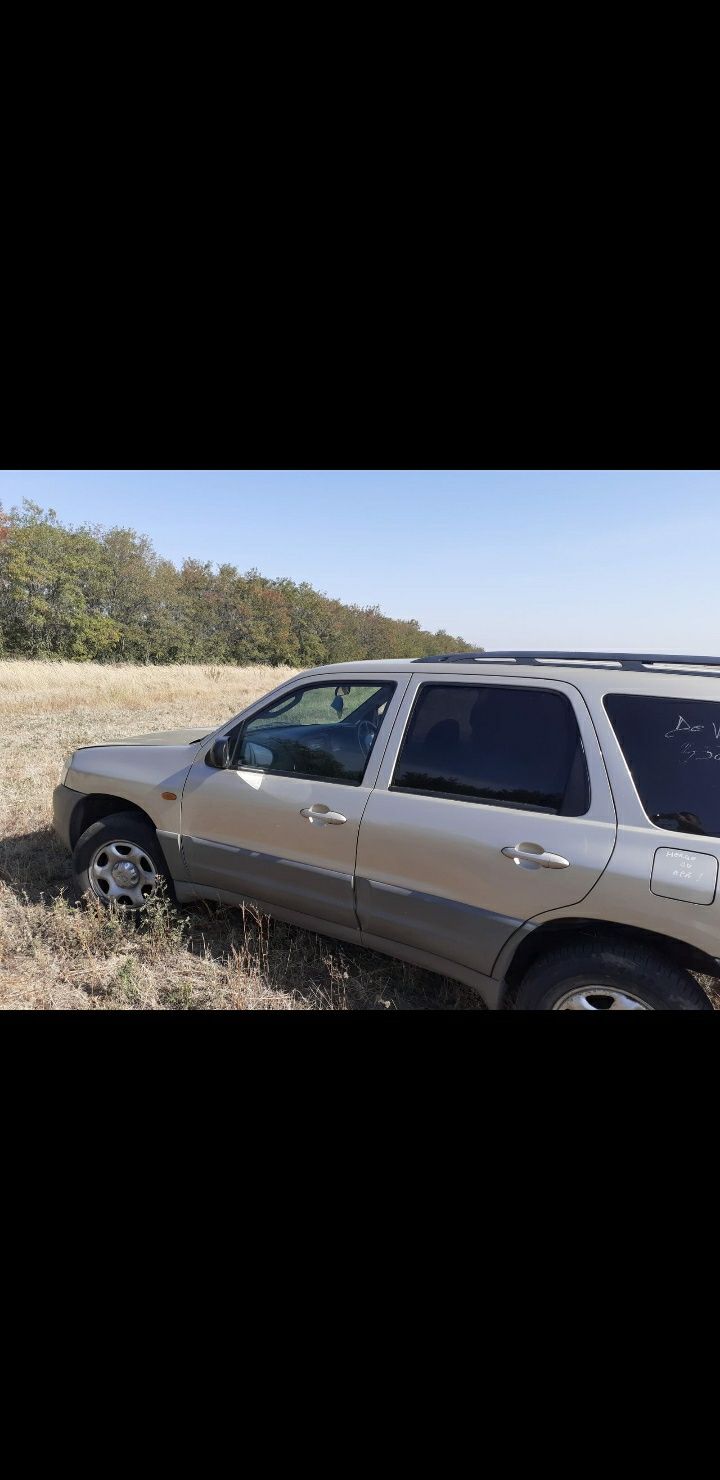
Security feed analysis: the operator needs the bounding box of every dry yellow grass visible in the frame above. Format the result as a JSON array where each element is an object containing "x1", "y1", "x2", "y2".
[{"x1": 0, "y1": 661, "x2": 481, "y2": 1011}]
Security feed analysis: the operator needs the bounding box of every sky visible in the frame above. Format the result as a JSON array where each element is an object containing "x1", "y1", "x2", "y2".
[{"x1": 1, "y1": 469, "x2": 718, "y2": 653}]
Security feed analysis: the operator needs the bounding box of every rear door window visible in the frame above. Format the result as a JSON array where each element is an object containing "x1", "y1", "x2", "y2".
[
  {"x1": 391, "y1": 683, "x2": 589, "y2": 815},
  {"x1": 605, "y1": 694, "x2": 720, "y2": 837}
]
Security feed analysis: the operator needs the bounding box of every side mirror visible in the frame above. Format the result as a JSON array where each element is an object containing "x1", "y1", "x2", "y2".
[{"x1": 206, "y1": 737, "x2": 231, "y2": 769}]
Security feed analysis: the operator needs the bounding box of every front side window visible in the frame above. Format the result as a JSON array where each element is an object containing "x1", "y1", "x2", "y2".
[
  {"x1": 232, "y1": 681, "x2": 396, "y2": 785},
  {"x1": 391, "y1": 683, "x2": 589, "y2": 814},
  {"x1": 605, "y1": 693, "x2": 720, "y2": 837}
]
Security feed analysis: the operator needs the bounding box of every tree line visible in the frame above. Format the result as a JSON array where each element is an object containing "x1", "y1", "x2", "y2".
[{"x1": 0, "y1": 501, "x2": 478, "y2": 665}]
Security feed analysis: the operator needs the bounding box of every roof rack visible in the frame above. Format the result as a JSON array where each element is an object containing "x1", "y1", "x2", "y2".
[{"x1": 414, "y1": 651, "x2": 720, "y2": 673}]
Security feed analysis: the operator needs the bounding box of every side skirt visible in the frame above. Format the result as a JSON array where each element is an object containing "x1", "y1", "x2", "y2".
[
  {"x1": 173, "y1": 881, "x2": 503, "y2": 1006},
  {"x1": 359, "y1": 932, "x2": 502, "y2": 1008},
  {"x1": 173, "y1": 880, "x2": 363, "y2": 948}
]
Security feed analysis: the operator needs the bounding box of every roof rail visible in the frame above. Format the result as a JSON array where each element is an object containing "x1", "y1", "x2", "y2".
[{"x1": 413, "y1": 651, "x2": 720, "y2": 673}]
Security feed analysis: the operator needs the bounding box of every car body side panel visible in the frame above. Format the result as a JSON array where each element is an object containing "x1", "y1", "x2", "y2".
[
  {"x1": 492, "y1": 684, "x2": 720, "y2": 971},
  {"x1": 155, "y1": 829, "x2": 188, "y2": 882},
  {"x1": 179, "y1": 674, "x2": 413, "y2": 931},
  {"x1": 182, "y1": 833, "x2": 355, "y2": 928},
  {"x1": 541, "y1": 688, "x2": 720, "y2": 961},
  {"x1": 513, "y1": 828, "x2": 720, "y2": 963},
  {"x1": 173, "y1": 879, "x2": 364, "y2": 945},
  {"x1": 355, "y1": 674, "x2": 618, "y2": 978},
  {"x1": 358, "y1": 929, "x2": 502, "y2": 1006},
  {"x1": 64, "y1": 746, "x2": 200, "y2": 838},
  {"x1": 355, "y1": 876, "x2": 523, "y2": 978},
  {"x1": 172, "y1": 879, "x2": 502, "y2": 1005}
]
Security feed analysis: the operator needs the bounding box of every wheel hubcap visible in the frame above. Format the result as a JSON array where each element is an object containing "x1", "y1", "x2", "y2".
[
  {"x1": 89, "y1": 840, "x2": 157, "y2": 907},
  {"x1": 554, "y1": 986, "x2": 651, "y2": 1011}
]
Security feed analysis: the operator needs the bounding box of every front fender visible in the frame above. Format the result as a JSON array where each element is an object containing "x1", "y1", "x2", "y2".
[{"x1": 65, "y1": 744, "x2": 200, "y2": 836}]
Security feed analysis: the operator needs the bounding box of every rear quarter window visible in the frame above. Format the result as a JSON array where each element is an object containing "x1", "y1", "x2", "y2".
[{"x1": 604, "y1": 694, "x2": 720, "y2": 837}]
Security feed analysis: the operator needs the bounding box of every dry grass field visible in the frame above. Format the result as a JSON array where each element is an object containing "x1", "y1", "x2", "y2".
[{"x1": 0, "y1": 661, "x2": 481, "y2": 1010}]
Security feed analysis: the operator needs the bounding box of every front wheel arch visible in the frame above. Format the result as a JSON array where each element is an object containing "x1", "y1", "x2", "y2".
[{"x1": 68, "y1": 793, "x2": 157, "y2": 850}]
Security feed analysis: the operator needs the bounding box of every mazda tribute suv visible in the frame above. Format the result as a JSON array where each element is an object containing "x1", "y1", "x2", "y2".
[{"x1": 52, "y1": 652, "x2": 720, "y2": 1010}]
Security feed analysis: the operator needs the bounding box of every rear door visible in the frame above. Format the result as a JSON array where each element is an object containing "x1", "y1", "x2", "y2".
[
  {"x1": 180, "y1": 675, "x2": 410, "y2": 930},
  {"x1": 355, "y1": 675, "x2": 617, "y2": 976}
]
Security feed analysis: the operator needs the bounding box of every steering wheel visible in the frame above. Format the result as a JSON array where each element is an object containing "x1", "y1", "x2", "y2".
[{"x1": 357, "y1": 719, "x2": 378, "y2": 758}]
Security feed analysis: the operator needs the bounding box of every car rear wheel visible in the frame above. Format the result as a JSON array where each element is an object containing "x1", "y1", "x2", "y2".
[
  {"x1": 514, "y1": 939, "x2": 713, "y2": 1011},
  {"x1": 72, "y1": 812, "x2": 172, "y2": 909}
]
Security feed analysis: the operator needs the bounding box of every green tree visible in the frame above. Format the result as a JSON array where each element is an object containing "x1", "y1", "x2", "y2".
[
  {"x1": 0, "y1": 500, "x2": 480, "y2": 664},
  {"x1": 0, "y1": 502, "x2": 119, "y2": 659}
]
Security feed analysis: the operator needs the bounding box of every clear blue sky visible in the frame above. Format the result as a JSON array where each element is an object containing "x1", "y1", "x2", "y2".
[{"x1": 1, "y1": 469, "x2": 718, "y2": 652}]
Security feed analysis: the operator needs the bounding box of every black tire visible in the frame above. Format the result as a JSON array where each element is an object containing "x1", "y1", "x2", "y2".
[
  {"x1": 72, "y1": 812, "x2": 174, "y2": 909},
  {"x1": 514, "y1": 939, "x2": 713, "y2": 1011}
]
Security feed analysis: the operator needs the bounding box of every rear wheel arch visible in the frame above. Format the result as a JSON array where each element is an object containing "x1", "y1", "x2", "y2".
[{"x1": 498, "y1": 917, "x2": 719, "y2": 1008}]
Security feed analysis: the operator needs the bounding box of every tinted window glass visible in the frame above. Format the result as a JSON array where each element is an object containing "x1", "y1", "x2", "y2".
[
  {"x1": 392, "y1": 684, "x2": 588, "y2": 814},
  {"x1": 232, "y1": 681, "x2": 395, "y2": 785},
  {"x1": 605, "y1": 694, "x2": 720, "y2": 837}
]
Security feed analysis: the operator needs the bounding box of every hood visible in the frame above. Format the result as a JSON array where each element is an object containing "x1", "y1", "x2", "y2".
[{"x1": 79, "y1": 727, "x2": 213, "y2": 748}]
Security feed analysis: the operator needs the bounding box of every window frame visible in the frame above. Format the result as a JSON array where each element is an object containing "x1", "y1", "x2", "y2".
[
  {"x1": 388, "y1": 679, "x2": 591, "y2": 816},
  {"x1": 225, "y1": 678, "x2": 399, "y2": 788}
]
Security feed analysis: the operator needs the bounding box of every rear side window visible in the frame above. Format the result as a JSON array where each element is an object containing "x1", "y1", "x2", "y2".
[
  {"x1": 605, "y1": 694, "x2": 720, "y2": 837},
  {"x1": 391, "y1": 684, "x2": 589, "y2": 814}
]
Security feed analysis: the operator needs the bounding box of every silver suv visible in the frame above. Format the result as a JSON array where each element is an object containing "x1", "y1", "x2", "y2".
[{"x1": 52, "y1": 651, "x2": 720, "y2": 1010}]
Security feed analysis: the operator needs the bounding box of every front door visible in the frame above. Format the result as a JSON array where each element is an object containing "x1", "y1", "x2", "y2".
[
  {"x1": 180, "y1": 675, "x2": 410, "y2": 930},
  {"x1": 355, "y1": 675, "x2": 618, "y2": 976}
]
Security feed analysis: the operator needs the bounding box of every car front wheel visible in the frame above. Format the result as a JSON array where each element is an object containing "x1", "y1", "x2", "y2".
[
  {"x1": 72, "y1": 812, "x2": 172, "y2": 909},
  {"x1": 514, "y1": 940, "x2": 713, "y2": 1011}
]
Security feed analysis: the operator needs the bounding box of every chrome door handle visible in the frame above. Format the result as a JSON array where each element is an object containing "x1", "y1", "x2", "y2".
[
  {"x1": 501, "y1": 845, "x2": 570, "y2": 869},
  {"x1": 300, "y1": 805, "x2": 347, "y2": 825}
]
